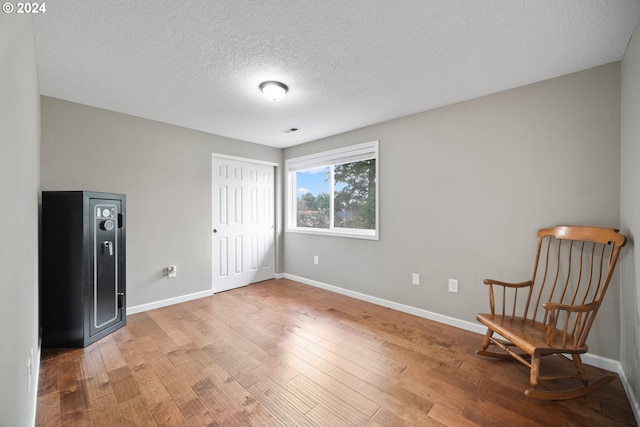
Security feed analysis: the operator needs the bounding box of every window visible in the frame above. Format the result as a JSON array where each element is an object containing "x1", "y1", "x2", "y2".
[{"x1": 286, "y1": 141, "x2": 379, "y2": 239}]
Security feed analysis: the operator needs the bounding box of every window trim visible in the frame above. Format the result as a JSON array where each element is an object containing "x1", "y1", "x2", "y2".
[{"x1": 286, "y1": 140, "x2": 379, "y2": 240}]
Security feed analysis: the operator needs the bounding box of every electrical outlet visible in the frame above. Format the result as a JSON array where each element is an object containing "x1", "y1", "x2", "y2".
[
  {"x1": 168, "y1": 265, "x2": 177, "y2": 278},
  {"x1": 448, "y1": 278, "x2": 459, "y2": 293},
  {"x1": 314, "y1": 255, "x2": 319, "y2": 265},
  {"x1": 412, "y1": 273, "x2": 420, "y2": 285}
]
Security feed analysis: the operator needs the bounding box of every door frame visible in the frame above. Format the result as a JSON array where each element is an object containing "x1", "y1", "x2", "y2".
[{"x1": 211, "y1": 153, "x2": 280, "y2": 292}]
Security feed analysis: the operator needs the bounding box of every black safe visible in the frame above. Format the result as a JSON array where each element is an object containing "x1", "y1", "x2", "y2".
[{"x1": 41, "y1": 191, "x2": 126, "y2": 347}]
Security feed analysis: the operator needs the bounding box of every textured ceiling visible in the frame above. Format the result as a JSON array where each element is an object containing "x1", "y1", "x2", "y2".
[{"x1": 33, "y1": 1, "x2": 640, "y2": 148}]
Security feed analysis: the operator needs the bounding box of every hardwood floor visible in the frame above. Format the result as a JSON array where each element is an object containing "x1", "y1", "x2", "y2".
[{"x1": 36, "y1": 278, "x2": 637, "y2": 426}]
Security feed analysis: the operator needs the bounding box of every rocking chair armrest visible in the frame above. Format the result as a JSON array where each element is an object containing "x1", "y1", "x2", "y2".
[
  {"x1": 482, "y1": 279, "x2": 533, "y2": 316},
  {"x1": 542, "y1": 301, "x2": 600, "y2": 347},
  {"x1": 483, "y1": 279, "x2": 533, "y2": 288},
  {"x1": 542, "y1": 301, "x2": 599, "y2": 313}
]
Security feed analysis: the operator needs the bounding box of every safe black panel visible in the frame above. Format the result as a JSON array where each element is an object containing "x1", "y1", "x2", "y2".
[
  {"x1": 41, "y1": 191, "x2": 126, "y2": 347},
  {"x1": 90, "y1": 201, "x2": 120, "y2": 336}
]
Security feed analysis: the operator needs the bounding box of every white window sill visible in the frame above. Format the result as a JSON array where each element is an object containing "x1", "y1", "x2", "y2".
[{"x1": 286, "y1": 227, "x2": 379, "y2": 240}]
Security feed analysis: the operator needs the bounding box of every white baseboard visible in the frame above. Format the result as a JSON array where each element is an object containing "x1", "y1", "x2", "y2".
[
  {"x1": 31, "y1": 343, "x2": 41, "y2": 427},
  {"x1": 581, "y1": 352, "x2": 622, "y2": 373},
  {"x1": 126, "y1": 276, "x2": 286, "y2": 315},
  {"x1": 282, "y1": 274, "x2": 629, "y2": 375},
  {"x1": 283, "y1": 273, "x2": 485, "y2": 334},
  {"x1": 126, "y1": 288, "x2": 214, "y2": 315},
  {"x1": 618, "y1": 362, "x2": 640, "y2": 424}
]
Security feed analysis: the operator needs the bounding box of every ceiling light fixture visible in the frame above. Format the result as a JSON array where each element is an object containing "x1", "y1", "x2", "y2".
[{"x1": 259, "y1": 81, "x2": 288, "y2": 101}]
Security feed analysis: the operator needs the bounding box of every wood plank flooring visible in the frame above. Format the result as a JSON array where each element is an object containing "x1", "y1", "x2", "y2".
[{"x1": 36, "y1": 278, "x2": 637, "y2": 426}]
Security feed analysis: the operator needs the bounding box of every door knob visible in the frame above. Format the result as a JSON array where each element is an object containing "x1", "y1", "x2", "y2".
[{"x1": 213, "y1": 229, "x2": 218, "y2": 233}]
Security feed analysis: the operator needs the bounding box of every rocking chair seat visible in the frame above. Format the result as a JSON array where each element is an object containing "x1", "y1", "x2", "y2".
[{"x1": 476, "y1": 313, "x2": 588, "y2": 356}]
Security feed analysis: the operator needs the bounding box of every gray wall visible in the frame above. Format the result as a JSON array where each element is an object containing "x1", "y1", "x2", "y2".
[
  {"x1": 284, "y1": 63, "x2": 622, "y2": 359},
  {"x1": 0, "y1": 14, "x2": 41, "y2": 427},
  {"x1": 40, "y1": 97, "x2": 283, "y2": 308},
  {"x1": 621, "y1": 20, "x2": 640, "y2": 415}
]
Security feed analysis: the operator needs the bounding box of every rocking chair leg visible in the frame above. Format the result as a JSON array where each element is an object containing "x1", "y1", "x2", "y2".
[
  {"x1": 572, "y1": 354, "x2": 588, "y2": 387},
  {"x1": 475, "y1": 329, "x2": 516, "y2": 359},
  {"x1": 525, "y1": 353, "x2": 618, "y2": 400},
  {"x1": 481, "y1": 328, "x2": 493, "y2": 351},
  {"x1": 529, "y1": 355, "x2": 541, "y2": 390}
]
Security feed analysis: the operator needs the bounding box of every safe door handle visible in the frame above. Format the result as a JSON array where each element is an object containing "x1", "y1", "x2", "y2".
[{"x1": 103, "y1": 241, "x2": 113, "y2": 256}]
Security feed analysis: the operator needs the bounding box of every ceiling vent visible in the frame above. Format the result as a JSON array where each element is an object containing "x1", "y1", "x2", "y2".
[{"x1": 281, "y1": 127, "x2": 299, "y2": 133}]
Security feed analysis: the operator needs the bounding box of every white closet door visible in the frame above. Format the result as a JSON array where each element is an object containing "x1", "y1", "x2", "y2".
[{"x1": 212, "y1": 156, "x2": 275, "y2": 293}]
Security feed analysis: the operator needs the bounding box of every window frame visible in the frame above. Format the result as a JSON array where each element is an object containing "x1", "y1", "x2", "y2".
[{"x1": 286, "y1": 140, "x2": 379, "y2": 240}]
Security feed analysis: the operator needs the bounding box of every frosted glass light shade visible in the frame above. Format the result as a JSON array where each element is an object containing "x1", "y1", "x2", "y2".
[{"x1": 259, "y1": 81, "x2": 288, "y2": 101}]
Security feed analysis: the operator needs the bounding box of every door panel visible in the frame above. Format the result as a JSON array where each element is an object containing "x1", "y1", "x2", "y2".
[
  {"x1": 89, "y1": 199, "x2": 123, "y2": 337},
  {"x1": 212, "y1": 157, "x2": 275, "y2": 292}
]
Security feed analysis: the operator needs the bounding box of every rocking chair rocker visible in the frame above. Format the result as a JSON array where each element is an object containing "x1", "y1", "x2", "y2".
[{"x1": 476, "y1": 225, "x2": 626, "y2": 400}]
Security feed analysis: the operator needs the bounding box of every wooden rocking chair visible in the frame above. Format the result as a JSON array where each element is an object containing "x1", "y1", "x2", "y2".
[{"x1": 476, "y1": 225, "x2": 626, "y2": 400}]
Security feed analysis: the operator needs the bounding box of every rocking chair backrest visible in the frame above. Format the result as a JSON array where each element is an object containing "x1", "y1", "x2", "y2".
[{"x1": 525, "y1": 226, "x2": 626, "y2": 347}]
